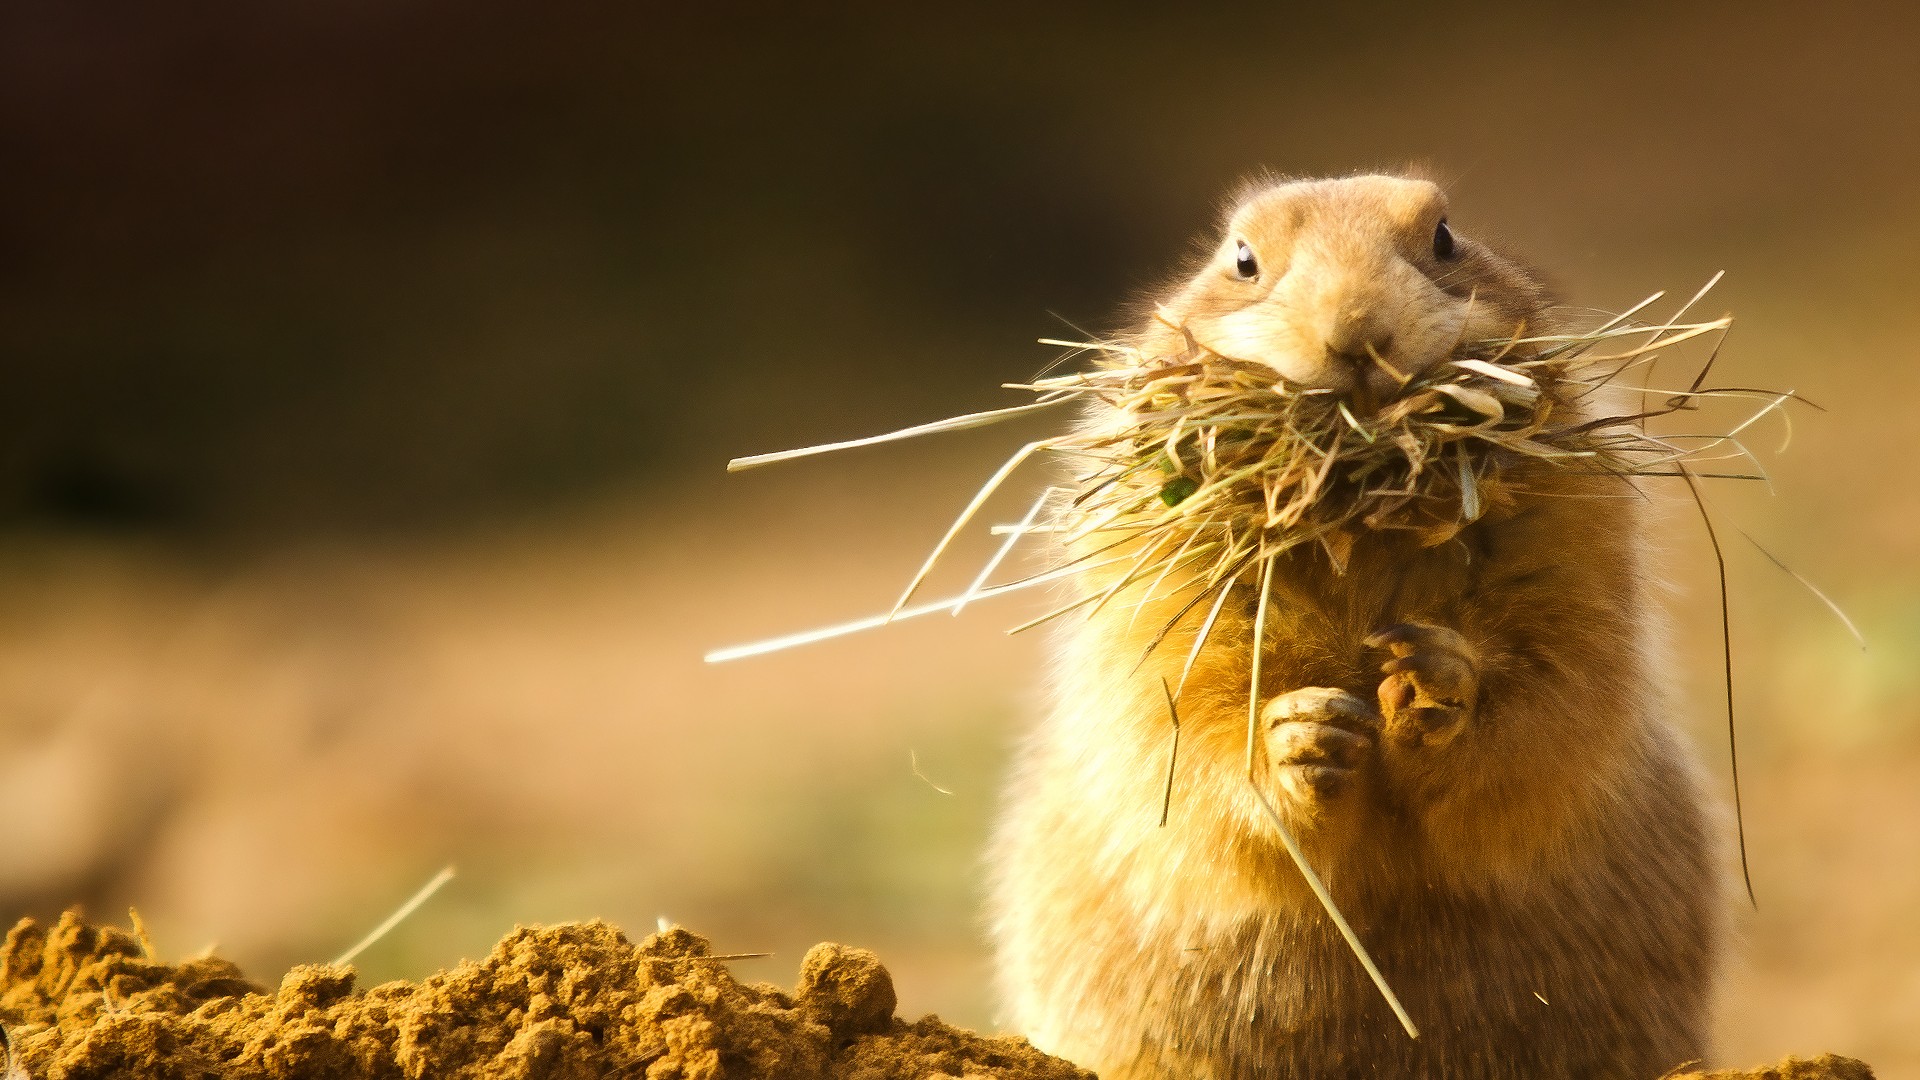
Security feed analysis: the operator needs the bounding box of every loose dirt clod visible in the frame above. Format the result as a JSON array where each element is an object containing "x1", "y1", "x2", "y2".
[
  {"x1": 0, "y1": 912, "x2": 1091, "y2": 1080},
  {"x1": 795, "y1": 943, "x2": 894, "y2": 1038},
  {"x1": 1667, "y1": 1054, "x2": 1877, "y2": 1079}
]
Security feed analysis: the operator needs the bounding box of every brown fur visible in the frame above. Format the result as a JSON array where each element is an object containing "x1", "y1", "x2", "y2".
[{"x1": 988, "y1": 176, "x2": 1719, "y2": 1078}]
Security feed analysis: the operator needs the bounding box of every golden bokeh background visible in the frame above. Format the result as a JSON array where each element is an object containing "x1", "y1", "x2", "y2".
[{"x1": 3, "y1": 3, "x2": 1916, "y2": 1073}]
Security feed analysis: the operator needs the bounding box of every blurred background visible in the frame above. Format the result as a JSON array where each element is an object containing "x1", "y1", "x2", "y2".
[{"x1": 3, "y1": 1, "x2": 1917, "y2": 1072}]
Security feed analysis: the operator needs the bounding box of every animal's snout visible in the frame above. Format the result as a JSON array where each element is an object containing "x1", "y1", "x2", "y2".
[{"x1": 1324, "y1": 307, "x2": 1401, "y2": 379}]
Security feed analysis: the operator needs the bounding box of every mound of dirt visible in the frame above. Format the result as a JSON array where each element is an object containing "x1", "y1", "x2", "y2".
[
  {"x1": 0, "y1": 911, "x2": 1876, "y2": 1080},
  {"x1": 1669, "y1": 1057, "x2": 1876, "y2": 1080},
  {"x1": 0, "y1": 912, "x2": 1091, "y2": 1079}
]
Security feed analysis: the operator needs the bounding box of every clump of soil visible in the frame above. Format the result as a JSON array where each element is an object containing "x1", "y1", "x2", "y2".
[
  {"x1": 1668, "y1": 1057, "x2": 1876, "y2": 1080},
  {"x1": 0, "y1": 911, "x2": 1091, "y2": 1079},
  {"x1": 0, "y1": 911, "x2": 1876, "y2": 1080}
]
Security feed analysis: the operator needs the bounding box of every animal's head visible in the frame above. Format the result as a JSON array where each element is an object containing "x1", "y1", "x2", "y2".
[{"x1": 1152, "y1": 175, "x2": 1553, "y2": 409}]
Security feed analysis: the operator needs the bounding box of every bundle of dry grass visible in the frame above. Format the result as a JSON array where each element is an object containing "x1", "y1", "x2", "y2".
[{"x1": 711, "y1": 279, "x2": 1791, "y2": 668}]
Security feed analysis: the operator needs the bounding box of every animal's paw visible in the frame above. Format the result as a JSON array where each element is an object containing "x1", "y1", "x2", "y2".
[
  {"x1": 1262, "y1": 687, "x2": 1378, "y2": 804},
  {"x1": 1366, "y1": 622, "x2": 1480, "y2": 748}
]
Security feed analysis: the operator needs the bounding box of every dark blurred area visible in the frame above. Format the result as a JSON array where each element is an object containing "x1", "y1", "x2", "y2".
[
  {"x1": 4, "y1": 2, "x2": 1919, "y2": 1073},
  {"x1": 2, "y1": 4, "x2": 1162, "y2": 534},
  {"x1": 15, "y1": 3, "x2": 1912, "y2": 539}
]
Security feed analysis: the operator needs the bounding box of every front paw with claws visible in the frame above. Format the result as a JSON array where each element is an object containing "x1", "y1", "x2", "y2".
[
  {"x1": 1262, "y1": 687, "x2": 1378, "y2": 805},
  {"x1": 1366, "y1": 622, "x2": 1480, "y2": 748}
]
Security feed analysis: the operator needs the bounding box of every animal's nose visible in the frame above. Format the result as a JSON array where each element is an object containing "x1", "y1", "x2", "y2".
[{"x1": 1325, "y1": 307, "x2": 1396, "y2": 371}]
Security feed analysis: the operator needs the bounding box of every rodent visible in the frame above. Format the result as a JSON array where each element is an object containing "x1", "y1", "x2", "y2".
[{"x1": 988, "y1": 174, "x2": 1721, "y2": 1078}]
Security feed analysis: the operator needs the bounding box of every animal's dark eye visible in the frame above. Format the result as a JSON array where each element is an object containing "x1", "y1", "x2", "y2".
[
  {"x1": 1234, "y1": 240, "x2": 1259, "y2": 280},
  {"x1": 1433, "y1": 219, "x2": 1456, "y2": 260}
]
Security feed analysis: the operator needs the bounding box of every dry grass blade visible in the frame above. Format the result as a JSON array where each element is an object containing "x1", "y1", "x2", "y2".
[
  {"x1": 1175, "y1": 580, "x2": 1237, "y2": 699},
  {"x1": 1734, "y1": 526, "x2": 1866, "y2": 649},
  {"x1": 726, "y1": 398, "x2": 1066, "y2": 472},
  {"x1": 891, "y1": 441, "x2": 1047, "y2": 618},
  {"x1": 333, "y1": 866, "x2": 457, "y2": 967},
  {"x1": 1246, "y1": 557, "x2": 1275, "y2": 777},
  {"x1": 1159, "y1": 677, "x2": 1182, "y2": 828},
  {"x1": 1246, "y1": 780, "x2": 1420, "y2": 1039},
  {"x1": 955, "y1": 485, "x2": 1063, "y2": 615},
  {"x1": 911, "y1": 749, "x2": 956, "y2": 796},
  {"x1": 703, "y1": 553, "x2": 1132, "y2": 662},
  {"x1": 1676, "y1": 465, "x2": 1756, "y2": 910}
]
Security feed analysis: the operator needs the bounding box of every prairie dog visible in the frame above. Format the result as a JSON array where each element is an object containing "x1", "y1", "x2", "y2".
[{"x1": 988, "y1": 176, "x2": 1720, "y2": 1078}]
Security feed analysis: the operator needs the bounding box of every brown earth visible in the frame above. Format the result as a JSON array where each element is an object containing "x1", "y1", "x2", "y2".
[
  {"x1": 1668, "y1": 1056, "x2": 1877, "y2": 1080},
  {"x1": 0, "y1": 912, "x2": 1089, "y2": 1080},
  {"x1": 0, "y1": 911, "x2": 1876, "y2": 1079}
]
